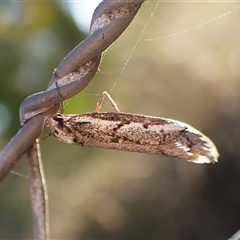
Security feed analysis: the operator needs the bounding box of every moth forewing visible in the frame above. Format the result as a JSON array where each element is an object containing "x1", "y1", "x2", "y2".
[{"x1": 46, "y1": 112, "x2": 219, "y2": 164}]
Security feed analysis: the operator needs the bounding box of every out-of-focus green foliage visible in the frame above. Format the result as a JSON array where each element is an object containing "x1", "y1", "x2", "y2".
[
  {"x1": 1, "y1": 2, "x2": 240, "y2": 239},
  {"x1": 0, "y1": 2, "x2": 85, "y2": 138}
]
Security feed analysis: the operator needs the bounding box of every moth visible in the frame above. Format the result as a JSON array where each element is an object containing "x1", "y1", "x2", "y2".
[{"x1": 45, "y1": 92, "x2": 219, "y2": 164}]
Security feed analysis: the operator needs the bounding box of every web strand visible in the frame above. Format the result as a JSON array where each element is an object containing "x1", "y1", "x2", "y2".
[
  {"x1": 145, "y1": 5, "x2": 240, "y2": 41},
  {"x1": 109, "y1": 1, "x2": 160, "y2": 94}
]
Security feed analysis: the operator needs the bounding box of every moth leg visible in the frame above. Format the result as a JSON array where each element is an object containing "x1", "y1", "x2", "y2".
[
  {"x1": 94, "y1": 91, "x2": 120, "y2": 113},
  {"x1": 53, "y1": 70, "x2": 64, "y2": 113}
]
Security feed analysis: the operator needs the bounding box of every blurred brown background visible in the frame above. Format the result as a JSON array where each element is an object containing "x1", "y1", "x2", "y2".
[{"x1": 0, "y1": 1, "x2": 240, "y2": 239}]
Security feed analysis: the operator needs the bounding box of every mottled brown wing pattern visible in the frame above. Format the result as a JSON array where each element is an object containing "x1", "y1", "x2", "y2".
[{"x1": 46, "y1": 112, "x2": 219, "y2": 164}]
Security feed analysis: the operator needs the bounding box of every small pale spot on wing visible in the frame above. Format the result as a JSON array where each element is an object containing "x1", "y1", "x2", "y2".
[
  {"x1": 175, "y1": 141, "x2": 193, "y2": 156},
  {"x1": 191, "y1": 155, "x2": 212, "y2": 164}
]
